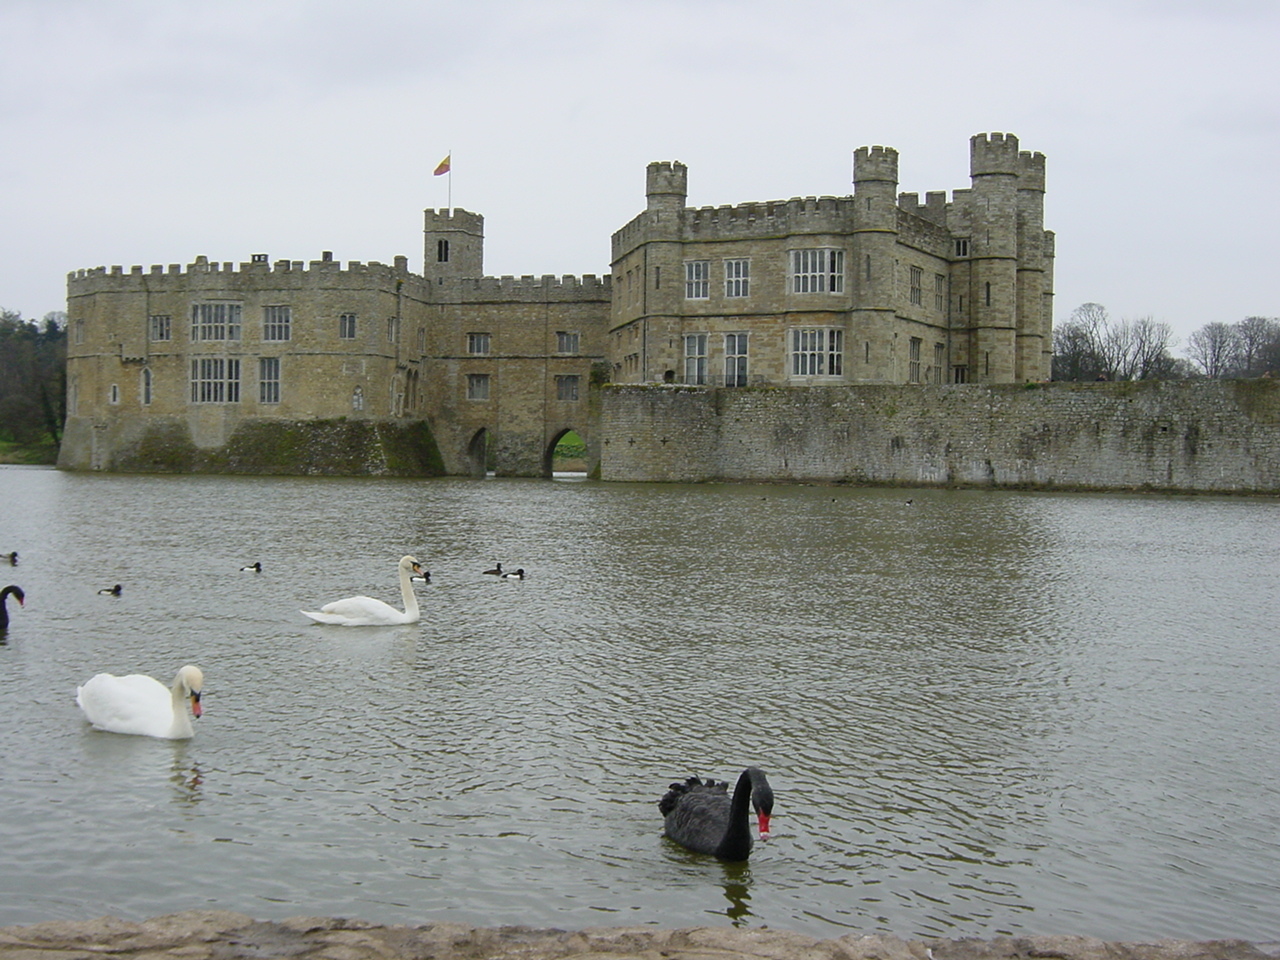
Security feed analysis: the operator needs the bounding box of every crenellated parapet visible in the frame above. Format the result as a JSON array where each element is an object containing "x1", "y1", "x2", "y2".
[
  {"x1": 613, "y1": 194, "x2": 855, "y2": 257},
  {"x1": 970, "y1": 132, "x2": 1021, "y2": 177},
  {"x1": 68, "y1": 254, "x2": 417, "y2": 296},
  {"x1": 458, "y1": 273, "x2": 611, "y2": 303},
  {"x1": 852, "y1": 145, "x2": 899, "y2": 185},
  {"x1": 896, "y1": 190, "x2": 950, "y2": 226},
  {"x1": 1017, "y1": 149, "x2": 1046, "y2": 192},
  {"x1": 645, "y1": 161, "x2": 688, "y2": 209}
]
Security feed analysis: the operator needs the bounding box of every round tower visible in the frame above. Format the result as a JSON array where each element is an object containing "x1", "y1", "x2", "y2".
[
  {"x1": 851, "y1": 146, "x2": 899, "y2": 381},
  {"x1": 645, "y1": 162, "x2": 688, "y2": 223},
  {"x1": 966, "y1": 133, "x2": 1019, "y2": 382},
  {"x1": 852, "y1": 145, "x2": 899, "y2": 226},
  {"x1": 423, "y1": 208, "x2": 484, "y2": 283},
  {"x1": 1015, "y1": 148, "x2": 1050, "y2": 381}
]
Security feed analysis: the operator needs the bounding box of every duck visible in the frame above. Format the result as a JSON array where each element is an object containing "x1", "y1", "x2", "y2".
[
  {"x1": 410, "y1": 570, "x2": 431, "y2": 583},
  {"x1": 98, "y1": 584, "x2": 122, "y2": 596},
  {"x1": 240, "y1": 561, "x2": 262, "y2": 572},
  {"x1": 76, "y1": 665, "x2": 204, "y2": 739},
  {"x1": 500, "y1": 568, "x2": 525, "y2": 580},
  {"x1": 0, "y1": 585, "x2": 24, "y2": 629},
  {"x1": 658, "y1": 767, "x2": 774, "y2": 862},
  {"x1": 301, "y1": 555, "x2": 424, "y2": 626},
  {"x1": 482, "y1": 563, "x2": 503, "y2": 575},
  {"x1": 3, "y1": 551, "x2": 16, "y2": 565}
]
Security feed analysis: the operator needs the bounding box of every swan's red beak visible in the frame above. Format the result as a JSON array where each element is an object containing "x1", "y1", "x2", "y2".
[
  {"x1": 191, "y1": 693, "x2": 202, "y2": 719},
  {"x1": 757, "y1": 812, "x2": 771, "y2": 838}
]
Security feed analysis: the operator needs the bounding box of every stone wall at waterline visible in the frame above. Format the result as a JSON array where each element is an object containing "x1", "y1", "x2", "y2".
[
  {"x1": 0, "y1": 910, "x2": 1274, "y2": 960},
  {"x1": 598, "y1": 380, "x2": 1280, "y2": 493},
  {"x1": 57, "y1": 415, "x2": 445, "y2": 476}
]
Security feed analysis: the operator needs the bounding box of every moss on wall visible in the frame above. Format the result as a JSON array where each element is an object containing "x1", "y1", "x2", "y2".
[{"x1": 109, "y1": 418, "x2": 445, "y2": 476}]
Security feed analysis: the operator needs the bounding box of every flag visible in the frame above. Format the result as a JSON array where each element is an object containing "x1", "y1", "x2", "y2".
[{"x1": 434, "y1": 154, "x2": 451, "y2": 176}]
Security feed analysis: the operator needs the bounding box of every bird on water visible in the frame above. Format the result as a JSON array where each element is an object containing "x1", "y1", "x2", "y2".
[
  {"x1": 76, "y1": 665, "x2": 204, "y2": 740},
  {"x1": 240, "y1": 561, "x2": 262, "y2": 572},
  {"x1": 301, "y1": 555, "x2": 425, "y2": 626},
  {"x1": 0, "y1": 585, "x2": 24, "y2": 629},
  {"x1": 98, "y1": 584, "x2": 122, "y2": 596},
  {"x1": 482, "y1": 563, "x2": 503, "y2": 575},
  {"x1": 658, "y1": 767, "x2": 774, "y2": 862}
]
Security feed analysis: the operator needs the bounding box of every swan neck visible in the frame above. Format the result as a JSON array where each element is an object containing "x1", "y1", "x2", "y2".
[
  {"x1": 399, "y1": 565, "x2": 419, "y2": 619},
  {"x1": 168, "y1": 677, "x2": 194, "y2": 737},
  {"x1": 730, "y1": 769, "x2": 754, "y2": 817}
]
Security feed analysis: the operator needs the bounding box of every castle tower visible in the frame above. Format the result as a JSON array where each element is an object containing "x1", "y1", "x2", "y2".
[
  {"x1": 851, "y1": 146, "x2": 899, "y2": 380},
  {"x1": 967, "y1": 133, "x2": 1020, "y2": 383},
  {"x1": 1016, "y1": 148, "x2": 1050, "y2": 380},
  {"x1": 645, "y1": 161, "x2": 688, "y2": 223},
  {"x1": 423, "y1": 208, "x2": 484, "y2": 284}
]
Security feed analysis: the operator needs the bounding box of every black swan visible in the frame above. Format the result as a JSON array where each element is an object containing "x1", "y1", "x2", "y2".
[
  {"x1": 98, "y1": 584, "x2": 122, "y2": 596},
  {"x1": 0, "y1": 585, "x2": 25, "y2": 629},
  {"x1": 658, "y1": 767, "x2": 774, "y2": 861},
  {"x1": 483, "y1": 563, "x2": 503, "y2": 575}
]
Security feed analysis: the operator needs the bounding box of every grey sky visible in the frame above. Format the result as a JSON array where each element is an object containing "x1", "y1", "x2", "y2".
[{"x1": 2, "y1": 0, "x2": 1276, "y2": 346}]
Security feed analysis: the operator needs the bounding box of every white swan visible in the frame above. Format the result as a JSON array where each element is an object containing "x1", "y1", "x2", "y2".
[
  {"x1": 301, "y1": 555, "x2": 424, "y2": 626},
  {"x1": 76, "y1": 665, "x2": 205, "y2": 740}
]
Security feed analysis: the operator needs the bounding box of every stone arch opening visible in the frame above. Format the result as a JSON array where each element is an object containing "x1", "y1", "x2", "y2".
[
  {"x1": 543, "y1": 428, "x2": 587, "y2": 478},
  {"x1": 467, "y1": 428, "x2": 491, "y2": 478}
]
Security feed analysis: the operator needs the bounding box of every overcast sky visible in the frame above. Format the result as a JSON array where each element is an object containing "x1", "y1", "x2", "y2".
[{"x1": 2, "y1": 0, "x2": 1276, "y2": 347}]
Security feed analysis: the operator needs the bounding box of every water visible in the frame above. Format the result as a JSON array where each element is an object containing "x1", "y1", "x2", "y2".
[{"x1": 0, "y1": 465, "x2": 1277, "y2": 941}]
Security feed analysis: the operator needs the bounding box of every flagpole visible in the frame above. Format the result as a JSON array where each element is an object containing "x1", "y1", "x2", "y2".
[{"x1": 448, "y1": 147, "x2": 452, "y2": 211}]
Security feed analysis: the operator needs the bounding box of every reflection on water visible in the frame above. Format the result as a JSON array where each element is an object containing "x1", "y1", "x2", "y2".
[
  {"x1": 0, "y1": 466, "x2": 1277, "y2": 941},
  {"x1": 171, "y1": 760, "x2": 203, "y2": 805},
  {"x1": 721, "y1": 876, "x2": 752, "y2": 925}
]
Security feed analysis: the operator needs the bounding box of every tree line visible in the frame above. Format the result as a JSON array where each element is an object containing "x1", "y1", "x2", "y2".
[
  {"x1": 0, "y1": 308, "x2": 66, "y2": 446},
  {"x1": 1052, "y1": 303, "x2": 1280, "y2": 382}
]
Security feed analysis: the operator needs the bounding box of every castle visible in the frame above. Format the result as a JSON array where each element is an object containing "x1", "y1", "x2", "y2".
[{"x1": 58, "y1": 132, "x2": 1053, "y2": 476}]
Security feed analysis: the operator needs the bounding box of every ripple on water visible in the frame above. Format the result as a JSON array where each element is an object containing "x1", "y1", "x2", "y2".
[{"x1": 0, "y1": 471, "x2": 1278, "y2": 939}]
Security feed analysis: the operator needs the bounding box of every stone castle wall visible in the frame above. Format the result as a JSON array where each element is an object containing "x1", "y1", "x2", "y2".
[{"x1": 598, "y1": 380, "x2": 1280, "y2": 493}]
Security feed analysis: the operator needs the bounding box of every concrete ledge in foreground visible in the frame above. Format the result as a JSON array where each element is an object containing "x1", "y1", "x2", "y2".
[{"x1": 1, "y1": 910, "x2": 1277, "y2": 960}]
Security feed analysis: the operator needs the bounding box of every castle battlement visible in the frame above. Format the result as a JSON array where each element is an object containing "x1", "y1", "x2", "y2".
[
  {"x1": 970, "y1": 132, "x2": 1021, "y2": 176},
  {"x1": 459, "y1": 273, "x2": 610, "y2": 302},
  {"x1": 684, "y1": 195, "x2": 849, "y2": 238},
  {"x1": 1017, "y1": 150, "x2": 1047, "y2": 191},
  {"x1": 853, "y1": 145, "x2": 899, "y2": 184},
  {"x1": 896, "y1": 190, "x2": 951, "y2": 227},
  {"x1": 423, "y1": 208, "x2": 484, "y2": 232},
  {"x1": 68, "y1": 255, "x2": 414, "y2": 292}
]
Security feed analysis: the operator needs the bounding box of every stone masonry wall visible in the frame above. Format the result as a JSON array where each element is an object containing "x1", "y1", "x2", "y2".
[{"x1": 599, "y1": 380, "x2": 1280, "y2": 493}]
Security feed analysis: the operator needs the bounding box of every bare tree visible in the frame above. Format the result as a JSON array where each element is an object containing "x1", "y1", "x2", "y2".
[
  {"x1": 1129, "y1": 317, "x2": 1178, "y2": 380},
  {"x1": 1186, "y1": 322, "x2": 1238, "y2": 378},
  {"x1": 1055, "y1": 305, "x2": 1179, "y2": 381},
  {"x1": 1052, "y1": 302, "x2": 1108, "y2": 380},
  {"x1": 1234, "y1": 316, "x2": 1280, "y2": 377}
]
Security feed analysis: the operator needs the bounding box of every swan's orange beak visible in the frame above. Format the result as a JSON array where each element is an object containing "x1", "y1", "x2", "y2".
[
  {"x1": 757, "y1": 812, "x2": 771, "y2": 838},
  {"x1": 191, "y1": 693, "x2": 202, "y2": 719}
]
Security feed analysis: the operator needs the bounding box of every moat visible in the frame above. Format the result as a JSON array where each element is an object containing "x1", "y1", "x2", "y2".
[{"x1": 0, "y1": 466, "x2": 1276, "y2": 941}]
